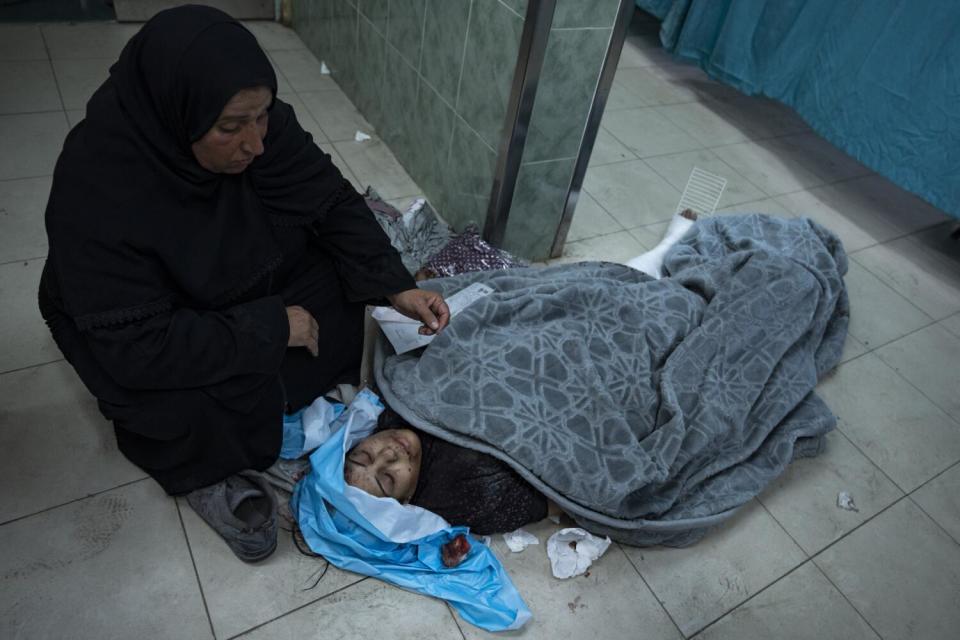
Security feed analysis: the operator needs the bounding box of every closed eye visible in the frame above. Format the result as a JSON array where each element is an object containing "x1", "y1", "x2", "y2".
[{"x1": 380, "y1": 473, "x2": 395, "y2": 495}]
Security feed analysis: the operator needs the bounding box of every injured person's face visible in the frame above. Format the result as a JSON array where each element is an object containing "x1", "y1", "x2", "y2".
[{"x1": 344, "y1": 428, "x2": 422, "y2": 502}]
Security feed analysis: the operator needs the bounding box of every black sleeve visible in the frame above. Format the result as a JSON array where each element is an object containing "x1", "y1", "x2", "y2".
[
  {"x1": 84, "y1": 295, "x2": 289, "y2": 390},
  {"x1": 249, "y1": 98, "x2": 416, "y2": 304},
  {"x1": 310, "y1": 189, "x2": 416, "y2": 303}
]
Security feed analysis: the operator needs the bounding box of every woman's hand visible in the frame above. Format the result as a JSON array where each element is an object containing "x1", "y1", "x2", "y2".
[
  {"x1": 286, "y1": 305, "x2": 319, "y2": 356},
  {"x1": 387, "y1": 289, "x2": 450, "y2": 335}
]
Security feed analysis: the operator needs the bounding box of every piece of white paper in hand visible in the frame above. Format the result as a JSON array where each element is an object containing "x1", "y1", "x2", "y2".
[
  {"x1": 546, "y1": 528, "x2": 611, "y2": 579},
  {"x1": 503, "y1": 529, "x2": 539, "y2": 553},
  {"x1": 373, "y1": 282, "x2": 494, "y2": 355}
]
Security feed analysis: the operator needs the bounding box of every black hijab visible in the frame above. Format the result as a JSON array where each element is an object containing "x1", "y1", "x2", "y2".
[{"x1": 45, "y1": 5, "x2": 349, "y2": 331}]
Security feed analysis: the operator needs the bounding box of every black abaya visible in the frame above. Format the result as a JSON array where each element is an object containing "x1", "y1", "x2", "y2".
[{"x1": 38, "y1": 6, "x2": 414, "y2": 494}]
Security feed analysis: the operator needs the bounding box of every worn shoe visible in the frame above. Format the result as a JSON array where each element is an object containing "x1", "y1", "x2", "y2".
[{"x1": 186, "y1": 470, "x2": 278, "y2": 562}]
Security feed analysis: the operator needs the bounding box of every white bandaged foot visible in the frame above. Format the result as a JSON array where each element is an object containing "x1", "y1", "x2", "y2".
[{"x1": 626, "y1": 212, "x2": 696, "y2": 279}]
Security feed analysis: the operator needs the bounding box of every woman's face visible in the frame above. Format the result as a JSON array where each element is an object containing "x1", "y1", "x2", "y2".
[
  {"x1": 344, "y1": 428, "x2": 422, "y2": 502},
  {"x1": 191, "y1": 86, "x2": 271, "y2": 174}
]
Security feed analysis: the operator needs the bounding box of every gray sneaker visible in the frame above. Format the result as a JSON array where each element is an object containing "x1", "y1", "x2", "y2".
[{"x1": 186, "y1": 470, "x2": 278, "y2": 562}]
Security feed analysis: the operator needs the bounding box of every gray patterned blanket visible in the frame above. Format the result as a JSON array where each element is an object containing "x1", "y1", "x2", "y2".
[{"x1": 374, "y1": 215, "x2": 849, "y2": 546}]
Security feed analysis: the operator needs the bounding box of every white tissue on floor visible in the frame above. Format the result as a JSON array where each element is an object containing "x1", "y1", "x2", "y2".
[
  {"x1": 626, "y1": 213, "x2": 695, "y2": 279},
  {"x1": 546, "y1": 528, "x2": 611, "y2": 579},
  {"x1": 320, "y1": 61, "x2": 331, "y2": 75},
  {"x1": 354, "y1": 130, "x2": 371, "y2": 142},
  {"x1": 502, "y1": 528, "x2": 539, "y2": 553},
  {"x1": 837, "y1": 491, "x2": 859, "y2": 512}
]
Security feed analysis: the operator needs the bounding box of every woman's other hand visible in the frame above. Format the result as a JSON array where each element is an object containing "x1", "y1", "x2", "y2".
[
  {"x1": 286, "y1": 305, "x2": 319, "y2": 356},
  {"x1": 387, "y1": 289, "x2": 450, "y2": 335}
]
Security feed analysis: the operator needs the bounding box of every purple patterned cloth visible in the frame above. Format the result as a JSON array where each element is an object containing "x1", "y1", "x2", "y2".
[{"x1": 421, "y1": 225, "x2": 526, "y2": 278}]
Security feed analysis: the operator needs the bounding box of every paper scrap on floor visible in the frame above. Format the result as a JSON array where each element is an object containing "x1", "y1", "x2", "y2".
[
  {"x1": 837, "y1": 491, "x2": 859, "y2": 512},
  {"x1": 546, "y1": 528, "x2": 611, "y2": 579},
  {"x1": 373, "y1": 282, "x2": 494, "y2": 354},
  {"x1": 503, "y1": 528, "x2": 539, "y2": 553}
]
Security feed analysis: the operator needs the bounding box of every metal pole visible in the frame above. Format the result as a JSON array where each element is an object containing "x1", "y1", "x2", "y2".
[
  {"x1": 482, "y1": 0, "x2": 557, "y2": 247},
  {"x1": 549, "y1": 0, "x2": 635, "y2": 258}
]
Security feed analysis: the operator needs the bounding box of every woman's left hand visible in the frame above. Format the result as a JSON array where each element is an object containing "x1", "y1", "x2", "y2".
[{"x1": 387, "y1": 289, "x2": 450, "y2": 335}]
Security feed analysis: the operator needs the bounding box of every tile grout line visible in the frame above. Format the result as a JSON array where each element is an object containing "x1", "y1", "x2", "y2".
[
  {"x1": 808, "y1": 494, "x2": 909, "y2": 567},
  {"x1": 559, "y1": 180, "x2": 946, "y2": 271},
  {"x1": 174, "y1": 499, "x2": 217, "y2": 640},
  {"x1": 676, "y1": 499, "x2": 812, "y2": 637},
  {"x1": 0, "y1": 357, "x2": 67, "y2": 377},
  {"x1": 0, "y1": 107, "x2": 70, "y2": 118},
  {"x1": 443, "y1": 601, "x2": 469, "y2": 640},
  {"x1": 841, "y1": 315, "x2": 941, "y2": 369},
  {"x1": 416, "y1": 0, "x2": 429, "y2": 77},
  {"x1": 36, "y1": 27, "x2": 69, "y2": 126},
  {"x1": 226, "y1": 576, "x2": 371, "y2": 639},
  {"x1": 451, "y1": 0, "x2": 475, "y2": 116},
  {"x1": 690, "y1": 554, "x2": 814, "y2": 638},
  {"x1": 282, "y1": 33, "x2": 424, "y2": 196},
  {"x1": 857, "y1": 321, "x2": 960, "y2": 429},
  {"x1": 0, "y1": 172, "x2": 54, "y2": 183},
  {"x1": 0, "y1": 475, "x2": 149, "y2": 528},
  {"x1": 753, "y1": 498, "x2": 810, "y2": 559},
  {"x1": 0, "y1": 254, "x2": 48, "y2": 267},
  {"x1": 282, "y1": 51, "x2": 360, "y2": 181},
  {"x1": 829, "y1": 425, "x2": 911, "y2": 498},
  {"x1": 906, "y1": 488, "x2": 960, "y2": 548},
  {"x1": 618, "y1": 542, "x2": 688, "y2": 639},
  {"x1": 848, "y1": 228, "x2": 960, "y2": 291},
  {"x1": 844, "y1": 252, "x2": 942, "y2": 323},
  {"x1": 687, "y1": 559, "x2": 815, "y2": 639},
  {"x1": 805, "y1": 561, "x2": 886, "y2": 640},
  {"x1": 598, "y1": 95, "x2": 949, "y2": 231},
  {"x1": 496, "y1": 0, "x2": 522, "y2": 20}
]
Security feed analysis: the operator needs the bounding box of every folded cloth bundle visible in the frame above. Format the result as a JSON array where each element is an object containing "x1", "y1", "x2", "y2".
[{"x1": 419, "y1": 224, "x2": 526, "y2": 279}]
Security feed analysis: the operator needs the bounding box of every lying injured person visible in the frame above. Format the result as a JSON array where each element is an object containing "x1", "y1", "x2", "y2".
[
  {"x1": 338, "y1": 211, "x2": 706, "y2": 534},
  {"x1": 344, "y1": 408, "x2": 549, "y2": 534}
]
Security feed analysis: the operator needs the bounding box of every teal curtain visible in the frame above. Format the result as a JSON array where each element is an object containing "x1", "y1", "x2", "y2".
[{"x1": 636, "y1": 0, "x2": 960, "y2": 221}]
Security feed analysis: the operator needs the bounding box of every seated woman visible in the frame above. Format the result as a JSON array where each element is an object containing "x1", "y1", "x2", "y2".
[
  {"x1": 38, "y1": 6, "x2": 448, "y2": 562},
  {"x1": 344, "y1": 408, "x2": 548, "y2": 535}
]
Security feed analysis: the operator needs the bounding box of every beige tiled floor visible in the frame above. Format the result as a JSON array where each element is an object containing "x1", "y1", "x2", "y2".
[{"x1": 1, "y1": 14, "x2": 958, "y2": 640}]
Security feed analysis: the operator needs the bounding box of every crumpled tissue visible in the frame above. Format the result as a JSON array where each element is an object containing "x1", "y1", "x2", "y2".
[
  {"x1": 837, "y1": 491, "x2": 859, "y2": 512},
  {"x1": 546, "y1": 528, "x2": 611, "y2": 579},
  {"x1": 502, "y1": 528, "x2": 539, "y2": 553}
]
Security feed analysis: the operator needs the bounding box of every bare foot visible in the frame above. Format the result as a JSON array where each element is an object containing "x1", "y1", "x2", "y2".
[{"x1": 680, "y1": 208, "x2": 698, "y2": 221}]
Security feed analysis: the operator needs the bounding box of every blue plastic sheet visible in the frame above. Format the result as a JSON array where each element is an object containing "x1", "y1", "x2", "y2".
[
  {"x1": 291, "y1": 390, "x2": 532, "y2": 632},
  {"x1": 280, "y1": 397, "x2": 345, "y2": 460},
  {"x1": 636, "y1": 0, "x2": 959, "y2": 221}
]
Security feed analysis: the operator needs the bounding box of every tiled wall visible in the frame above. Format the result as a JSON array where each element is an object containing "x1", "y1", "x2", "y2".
[
  {"x1": 502, "y1": 0, "x2": 621, "y2": 258},
  {"x1": 292, "y1": 0, "x2": 621, "y2": 260}
]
